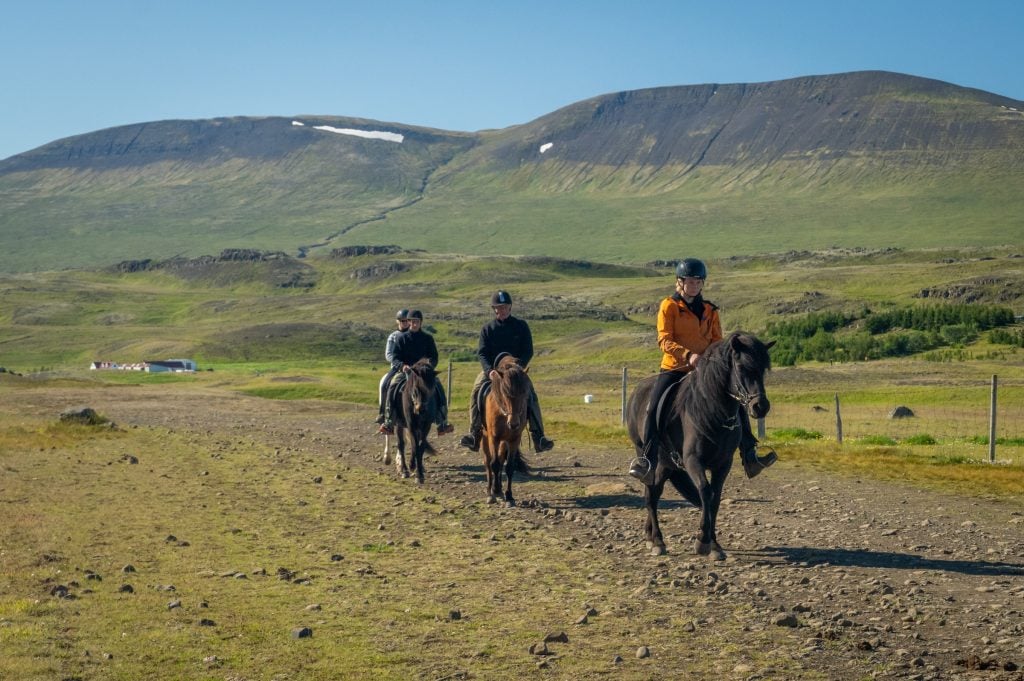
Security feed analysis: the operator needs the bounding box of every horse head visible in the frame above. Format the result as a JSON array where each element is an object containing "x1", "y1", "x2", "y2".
[
  {"x1": 488, "y1": 354, "x2": 529, "y2": 431},
  {"x1": 728, "y1": 333, "x2": 774, "y2": 419},
  {"x1": 407, "y1": 358, "x2": 437, "y2": 415}
]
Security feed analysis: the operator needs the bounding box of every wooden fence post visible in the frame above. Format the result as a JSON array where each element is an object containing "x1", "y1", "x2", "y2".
[
  {"x1": 621, "y1": 367, "x2": 628, "y2": 424},
  {"x1": 989, "y1": 374, "x2": 998, "y2": 463},
  {"x1": 835, "y1": 393, "x2": 843, "y2": 444}
]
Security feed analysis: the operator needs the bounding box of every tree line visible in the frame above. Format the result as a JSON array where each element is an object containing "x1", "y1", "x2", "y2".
[{"x1": 765, "y1": 304, "x2": 1017, "y2": 366}]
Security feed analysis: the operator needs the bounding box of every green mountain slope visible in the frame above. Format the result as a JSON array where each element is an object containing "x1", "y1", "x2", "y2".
[{"x1": 2, "y1": 71, "x2": 1022, "y2": 272}]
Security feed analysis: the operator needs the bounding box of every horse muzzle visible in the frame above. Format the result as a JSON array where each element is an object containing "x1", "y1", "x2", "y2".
[{"x1": 748, "y1": 395, "x2": 771, "y2": 419}]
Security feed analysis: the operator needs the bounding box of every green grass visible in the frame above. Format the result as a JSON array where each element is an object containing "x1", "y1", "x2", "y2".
[
  {"x1": 0, "y1": 409, "x2": 816, "y2": 680},
  {"x1": 770, "y1": 427, "x2": 823, "y2": 441},
  {"x1": 770, "y1": 439, "x2": 1024, "y2": 499}
]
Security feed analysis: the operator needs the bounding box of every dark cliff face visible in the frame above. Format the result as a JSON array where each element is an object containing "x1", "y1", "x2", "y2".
[
  {"x1": 475, "y1": 71, "x2": 1024, "y2": 172},
  {"x1": 0, "y1": 116, "x2": 478, "y2": 173}
]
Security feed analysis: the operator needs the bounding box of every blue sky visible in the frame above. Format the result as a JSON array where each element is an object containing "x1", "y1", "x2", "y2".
[{"x1": 2, "y1": 0, "x2": 1022, "y2": 161}]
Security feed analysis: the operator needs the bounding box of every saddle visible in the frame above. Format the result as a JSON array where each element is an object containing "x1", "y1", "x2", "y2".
[
  {"x1": 386, "y1": 372, "x2": 408, "y2": 415},
  {"x1": 652, "y1": 373, "x2": 689, "y2": 431},
  {"x1": 476, "y1": 378, "x2": 493, "y2": 415}
]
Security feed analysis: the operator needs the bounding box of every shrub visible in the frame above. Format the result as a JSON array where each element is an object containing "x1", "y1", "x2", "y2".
[
  {"x1": 902, "y1": 433, "x2": 937, "y2": 445},
  {"x1": 771, "y1": 427, "x2": 822, "y2": 440},
  {"x1": 857, "y1": 435, "x2": 898, "y2": 446}
]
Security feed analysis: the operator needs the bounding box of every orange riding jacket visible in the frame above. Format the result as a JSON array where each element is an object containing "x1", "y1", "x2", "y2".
[{"x1": 657, "y1": 294, "x2": 722, "y2": 371}]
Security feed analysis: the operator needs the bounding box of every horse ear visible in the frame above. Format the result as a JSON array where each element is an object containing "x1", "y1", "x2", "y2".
[
  {"x1": 489, "y1": 369, "x2": 500, "y2": 382},
  {"x1": 730, "y1": 333, "x2": 744, "y2": 351},
  {"x1": 765, "y1": 340, "x2": 776, "y2": 349}
]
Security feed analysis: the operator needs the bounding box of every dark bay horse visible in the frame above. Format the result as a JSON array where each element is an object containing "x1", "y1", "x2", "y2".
[
  {"x1": 625, "y1": 332, "x2": 774, "y2": 559},
  {"x1": 481, "y1": 354, "x2": 531, "y2": 506},
  {"x1": 388, "y1": 358, "x2": 439, "y2": 484}
]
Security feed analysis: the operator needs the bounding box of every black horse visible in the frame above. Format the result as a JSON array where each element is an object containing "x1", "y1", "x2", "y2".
[
  {"x1": 388, "y1": 358, "x2": 439, "y2": 484},
  {"x1": 625, "y1": 332, "x2": 774, "y2": 559}
]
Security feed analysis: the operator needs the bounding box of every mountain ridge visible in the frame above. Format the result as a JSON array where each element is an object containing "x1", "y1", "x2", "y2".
[{"x1": 1, "y1": 70, "x2": 1022, "y2": 272}]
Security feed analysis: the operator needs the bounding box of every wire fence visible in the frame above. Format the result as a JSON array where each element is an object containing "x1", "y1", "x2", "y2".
[{"x1": 444, "y1": 360, "x2": 1024, "y2": 462}]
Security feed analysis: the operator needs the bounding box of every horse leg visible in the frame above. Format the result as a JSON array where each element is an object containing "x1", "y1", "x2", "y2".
[
  {"x1": 414, "y1": 436, "x2": 426, "y2": 485},
  {"x1": 396, "y1": 430, "x2": 409, "y2": 479},
  {"x1": 482, "y1": 437, "x2": 497, "y2": 504},
  {"x1": 383, "y1": 432, "x2": 392, "y2": 465},
  {"x1": 703, "y1": 464, "x2": 731, "y2": 560},
  {"x1": 643, "y1": 475, "x2": 668, "y2": 555},
  {"x1": 489, "y1": 449, "x2": 504, "y2": 504},
  {"x1": 684, "y1": 462, "x2": 726, "y2": 561},
  {"x1": 502, "y1": 444, "x2": 516, "y2": 508},
  {"x1": 666, "y1": 467, "x2": 703, "y2": 509}
]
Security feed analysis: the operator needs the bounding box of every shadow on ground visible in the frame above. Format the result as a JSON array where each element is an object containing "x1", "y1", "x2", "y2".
[{"x1": 748, "y1": 546, "x2": 1024, "y2": 576}]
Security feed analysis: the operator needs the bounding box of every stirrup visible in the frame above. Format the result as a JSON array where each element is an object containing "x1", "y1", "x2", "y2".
[
  {"x1": 460, "y1": 433, "x2": 480, "y2": 451},
  {"x1": 628, "y1": 457, "x2": 655, "y2": 485}
]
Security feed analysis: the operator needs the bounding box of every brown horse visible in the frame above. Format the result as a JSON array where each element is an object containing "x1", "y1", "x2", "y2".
[
  {"x1": 388, "y1": 358, "x2": 439, "y2": 484},
  {"x1": 481, "y1": 354, "x2": 531, "y2": 506},
  {"x1": 625, "y1": 332, "x2": 774, "y2": 559}
]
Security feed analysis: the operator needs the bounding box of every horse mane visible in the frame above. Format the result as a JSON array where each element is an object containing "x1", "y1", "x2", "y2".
[
  {"x1": 409, "y1": 358, "x2": 436, "y2": 382},
  {"x1": 494, "y1": 355, "x2": 530, "y2": 403},
  {"x1": 679, "y1": 332, "x2": 771, "y2": 440}
]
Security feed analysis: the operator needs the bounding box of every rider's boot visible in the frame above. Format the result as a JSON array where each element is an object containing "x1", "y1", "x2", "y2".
[
  {"x1": 740, "y1": 443, "x2": 777, "y2": 479},
  {"x1": 460, "y1": 428, "x2": 481, "y2": 451},
  {"x1": 531, "y1": 431, "x2": 554, "y2": 453},
  {"x1": 437, "y1": 423, "x2": 454, "y2": 435}
]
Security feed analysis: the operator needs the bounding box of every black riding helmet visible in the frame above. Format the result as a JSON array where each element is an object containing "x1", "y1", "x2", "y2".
[
  {"x1": 491, "y1": 290, "x2": 512, "y2": 306},
  {"x1": 676, "y1": 258, "x2": 707, "y2": 280},
  {"x1": 395, "y1": 308, "x2": 410, "y2": 321},
  {"x1": 407, "y1": 310, "x2": 423, "y2": 320}
]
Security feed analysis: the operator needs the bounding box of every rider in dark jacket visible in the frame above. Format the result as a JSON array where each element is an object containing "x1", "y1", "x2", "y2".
[
  {"x1": 379, "y1": 310, "x2": 454, "y2": 435},
  {"x1": 460, "y1": 290, "x2": 554, "y2": 453}
]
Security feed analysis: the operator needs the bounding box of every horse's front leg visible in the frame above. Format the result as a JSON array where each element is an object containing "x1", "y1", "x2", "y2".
[
  {"x1": 703, "y1": 457, "x2": 734, "y2": 559},
  {"x1": 482, "y1": 436, "x2": 497, "y2": 504},
  {"x1": 488, "y1": 444, "x2": 505, "y2": 503},
  {"x1": 643, "y1": 476, "x2": 668, "y2": 555},
  {"x1": 683, "y1": 454, "x2": 724, "y2": 560},
  {"x1": 502, "y1": 443, "x2": 517, "y2": 508},
  {"x1": 414, "y1": 437, "x2": 426, "y2": 485},
  {"x1": 396, "y1": 430, "x2": 410, "y2": 479}
]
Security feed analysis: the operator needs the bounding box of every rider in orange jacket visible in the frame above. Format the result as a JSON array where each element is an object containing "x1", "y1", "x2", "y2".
[{"x1": 628, "y1": 258, "x2": 777, "y2": 484}]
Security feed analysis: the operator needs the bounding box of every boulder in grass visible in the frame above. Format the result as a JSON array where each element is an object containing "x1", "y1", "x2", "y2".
[
  {"x1": 60, "y1": 407, "x2": 109, "y2": 426},
  {"x1": 888, "y1": 406, "x2": 915, "y2": 419}
]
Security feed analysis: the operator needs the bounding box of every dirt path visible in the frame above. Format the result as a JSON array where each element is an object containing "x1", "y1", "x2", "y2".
[{"x1": 22, "y1": 385, "x2": 1024, "y2": 679}]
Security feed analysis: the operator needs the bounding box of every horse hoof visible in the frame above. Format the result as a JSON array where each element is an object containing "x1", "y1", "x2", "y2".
[
  {"x1": 416, "y1": 478, "x2": 424, "y2": 485},
  {"x1": 487, "y1": 496, "x2": 497, "y2": 504},
  {"x1": 383, "y1": 454, "x2": 392, "y2": 465},
  {"x1": 650, "y1": 545, "x2": 666, "y2": 557},
  {"x1": 695, "y1": 540, "x2": 711, "y2": 556},
  {"x1": 505, "y1": 500, "x2": 515, "y2": 508},
  {"x1": 711, "y1": 542, "x2": 726, "y2": 561},
  {"x1": 401, "y1": 471, "x2": 410, "y2": 479}
]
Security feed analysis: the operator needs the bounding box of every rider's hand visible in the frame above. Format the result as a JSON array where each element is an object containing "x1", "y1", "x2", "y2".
[
  {"x1": 402, "y1": 365, "x2": 411, "y2": 373},
  {"x1": 688, "y1": 352, "x2": 701, "y2": 369}
]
